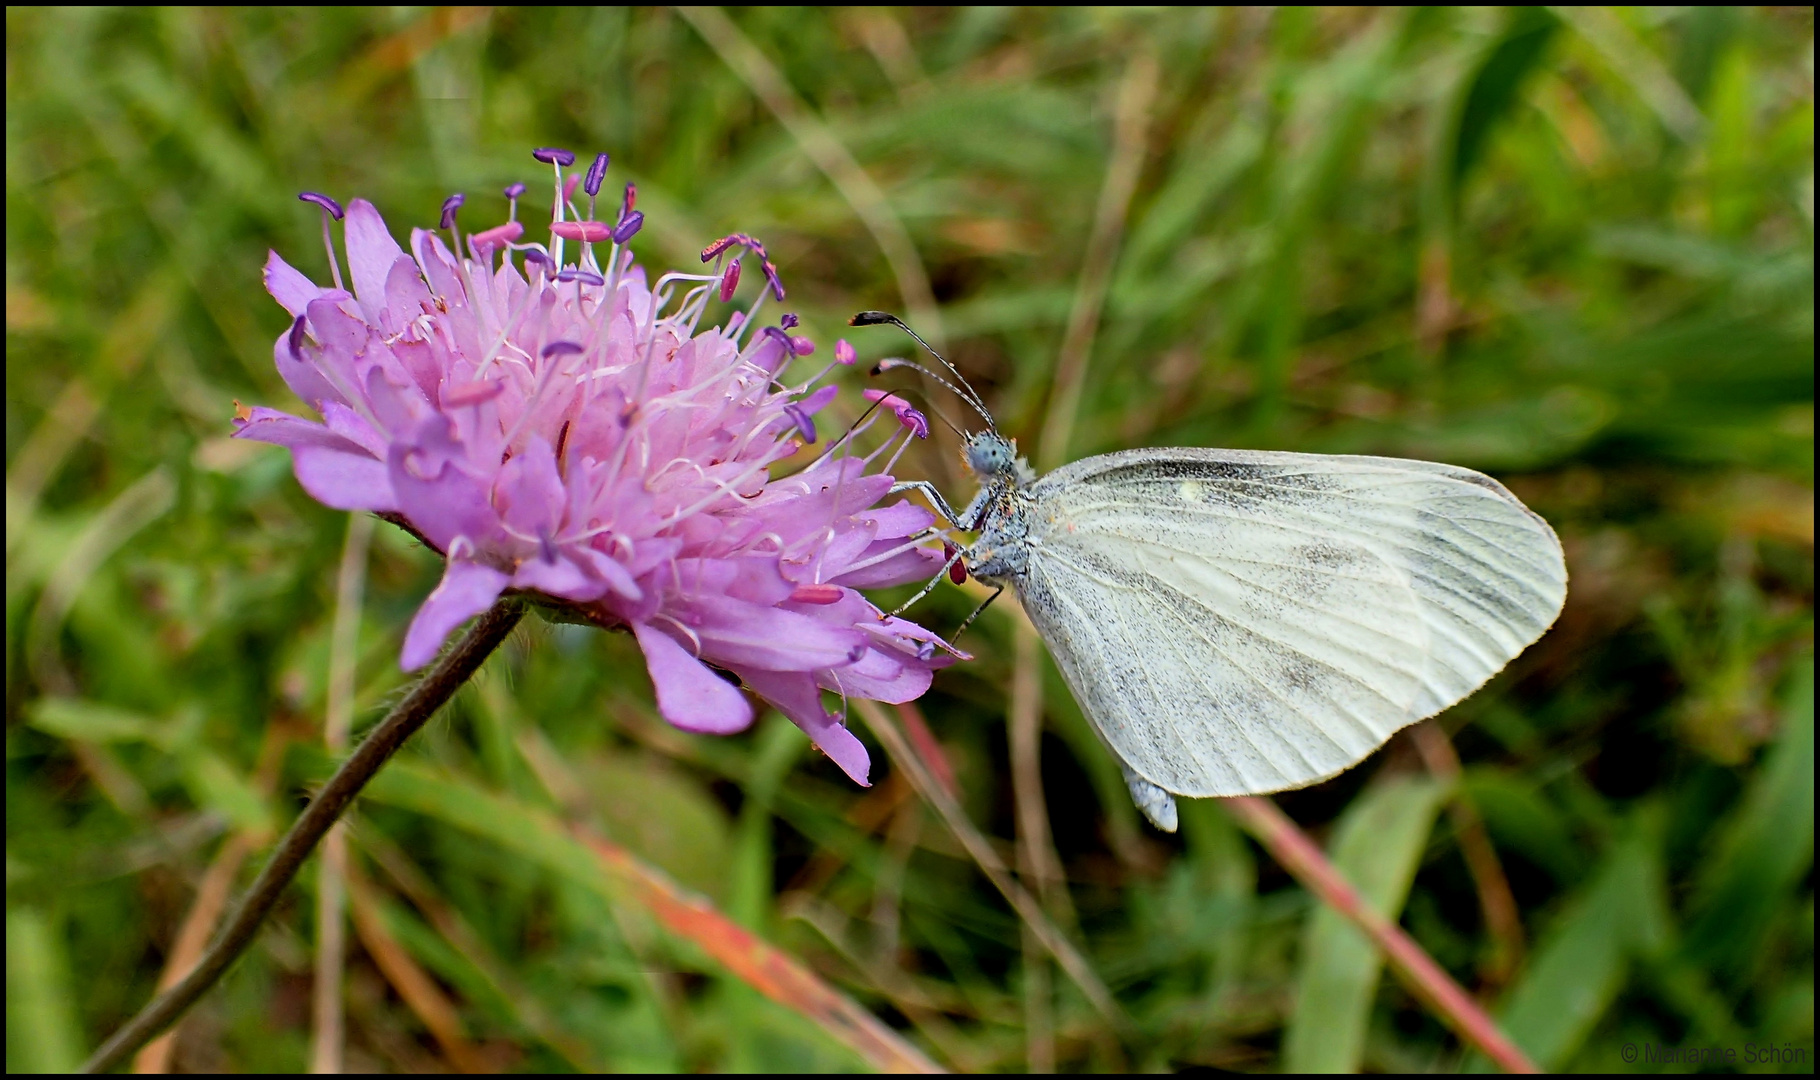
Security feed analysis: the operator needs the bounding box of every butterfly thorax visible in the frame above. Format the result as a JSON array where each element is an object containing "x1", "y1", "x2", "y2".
[
  {"x1": 963, "y1": 484, "x2": 1033, "y2": 584},
  {"x1": 957, "y1": 431, "x2": 1038, "y2": 584}
]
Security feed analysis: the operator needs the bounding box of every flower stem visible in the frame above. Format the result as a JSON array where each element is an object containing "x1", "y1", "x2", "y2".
[{"x1": 80, "y1": 599, "x2": 525, "y2": 1075}]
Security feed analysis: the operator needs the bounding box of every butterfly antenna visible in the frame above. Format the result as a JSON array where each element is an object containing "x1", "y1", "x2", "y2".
[
  {"x1": 849, "y1": 311, "x2": 995, "y2": 430},
  {"x1": 870, "y1": 358, "x2": 986, "y2": 432},
  {"x1": 871, "y1": 382, "x2": 965, "y2": 437}
]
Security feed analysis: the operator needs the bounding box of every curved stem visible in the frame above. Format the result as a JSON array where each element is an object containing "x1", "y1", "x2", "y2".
[{"x1": 81, "y1": 599, "x2": 525, "y2": 1074}]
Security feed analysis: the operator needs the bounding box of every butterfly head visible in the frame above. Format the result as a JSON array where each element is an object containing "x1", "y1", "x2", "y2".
[{"x1": 964, "y1": 431, "x2": 1032, "y2": 486}]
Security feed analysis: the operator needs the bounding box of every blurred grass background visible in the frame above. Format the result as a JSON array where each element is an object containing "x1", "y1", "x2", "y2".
[{"x1": 5, "y1": 6, "x2": 1813, "y2": 1072}]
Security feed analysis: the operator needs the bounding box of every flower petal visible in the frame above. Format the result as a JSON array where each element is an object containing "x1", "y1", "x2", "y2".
[
  {"x1": 387, "y1": 415, "x2": 498, "y2": 551},
  {"x1": 364, "y1": 363, "x2": 431, "y2": 439},
  {"x1": 633, "y1": 621, "x2": 754, "y2": 734},
  {"x1": 402, "y1": 560, "x2": 510, "y2": 670},
  {"x1": 321, "y1": 400, "x2": 388, "y2": 459},
  {"x1": 292, "y1": 445, "x2": 398, "y2": 512},
  {"x1": 382, "y1": 254, "x2": 434, "y2": 337},
  {"x1": 578, "y1": 547, "x2": 644, "y2": 603},
  {"x1": 344, "y1": 198, "x2": 407, "y2": 326},
  {"x1": 691, "y1": 599, "x2": 868, "y2": 672},
  {"x1": 273, "y1": 326, "x2": 346, "y2": 413},
  {"x1": 828, "y1": 538, "x2": 945, "y2": 589},
  {"x1": 742, "y1": 670, "x2": 870, "y2": 786},
  {"x1": 797, "y1": 383, "x2": 839, "y2": 414},
  {"x1": 669, "y1": 556, "x2": 794, "y2": 606},
  {"x1": 859, "y1": 498, "x2": 936, "y2": 539},
  {"x1": 264, "y1": 250, "x2": 325, "y2": 317},
  {"x1": 495, "y1": 434, "x2": 565, "y2": 539},
  {"x1": 304, "y1": 298, "x2": 372, "y2": 403},
  {"x1": 818, "y1": 648, "x2": 932, "y2": 704},
  {"x1": 233, "y1": 407, "x2": 365, "y2": 454},
  {"x1": 512, "y1": 553, "x2": 606, "y2": 601}
]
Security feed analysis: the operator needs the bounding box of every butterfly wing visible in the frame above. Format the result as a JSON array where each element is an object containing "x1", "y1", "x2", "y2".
[{"x1": 1018, "y1": 448, "x2": 1566, "y2": 800}]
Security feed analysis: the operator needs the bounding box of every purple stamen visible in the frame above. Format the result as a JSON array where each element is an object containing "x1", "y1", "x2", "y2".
[
  {"x1": 287, "y1": 314, "x2": 308, "y2": 360},
  {"x1": 542, "y1": 340, "x2": 586, "y2": 358},
  {"x1": 762, "y1": 259, "x2": 785, "y2": 301},
  {"x1": 554, "y1": 269, "x2": 605, "y2": 286},
  {"x1": 835, "y1": 339, "x2": 856, "y2": 366},
  {"x1": 550, "y1": 220, "x2": 612, "y2": 243},
  {"x1": 780, "y1": 313, "x2": 799, "y2": 330},
  {"x1": 298, "y1": 191, "x2": 344, "y2": 220},
  {"x1": 522, "y1": 249, "x2": 552, "y2": 269},
  {"x1": 503, "y1": 182, "x2": 527, "y2": 199},
  {"x1": 583, "y1": 153, "x2": 609, "y2": 197},
  {"x1": 762, "y1": 325, "x2": 794, "y2": 352},
  {"x1": 719, "y1": 258, "x2": 741, "y2": 302},
  {"x1": 790, "y1": 336, "x2": 815, "y2": 356},
  {"x1": 533, "y1": 147, "x2": 576, "y2": 167},
  {"x1": 863, "y1": 389, "x2": 929, "y2": 439},
  {"x1": 611, "y1": 211, "x2": 643, "y2": 243},
  {"x1": 788, "y1": 583, "x2": 843, "y2": 604},
  {"x1": 700, "y1": 232, "x2": 751, "y2": 262},
  {"x1": 783, "y1": 402, "x2": 818, "y2": 443},
  {"x1": 439, "y1": 193, "x2": 465, "y2": 230},
  {"x1": 470, "y1": 221, "x2": 524, "y2": 253},
  {"x1": 621, "y1": 182, "x2": 637, "y2": 218}
]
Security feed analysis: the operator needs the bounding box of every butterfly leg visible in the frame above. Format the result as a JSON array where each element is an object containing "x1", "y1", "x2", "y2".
[
  {"x1": 888, "y1": 544, "x2": 968, "y2": 618},
  {"x1": 951, "y1": 585, "x2": 1004, "y2": 643},
  {"x1": 888, "y1": 480, "x2": 963, "y2": 526}
]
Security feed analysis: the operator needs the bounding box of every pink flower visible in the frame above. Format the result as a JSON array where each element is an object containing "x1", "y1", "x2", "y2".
[{"x1": 237, "y1": 152, "x2": 956, "y2": 784}]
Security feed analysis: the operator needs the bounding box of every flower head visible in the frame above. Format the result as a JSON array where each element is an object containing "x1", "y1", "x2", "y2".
[{"x1": 238, "y1": 152, "x2": 956, "y2": 784}]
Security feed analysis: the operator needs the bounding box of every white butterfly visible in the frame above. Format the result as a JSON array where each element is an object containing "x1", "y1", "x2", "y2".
[{"x1": 855, "y1": 313, "x2": 1568, "y2": 832}]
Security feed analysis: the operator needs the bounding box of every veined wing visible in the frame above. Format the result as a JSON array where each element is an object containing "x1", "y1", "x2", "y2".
[{"x1": 1021, "y1": 448, "x2": 1566, "y2": 797}]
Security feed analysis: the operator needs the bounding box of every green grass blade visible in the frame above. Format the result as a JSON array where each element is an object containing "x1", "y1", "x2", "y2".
[
  {"x1": 5, "y1": 907, "x2": 86, "y2": 1073},
  {"x1": 1680, "y1": 657, "x2": 1815, "y2": 978},
  {"x1": 1451, "y1": 8, "x2": 1559, "y2": 199},
  {"x1": 1282, "y1": 775, "x2": 1448, "y2": 1073},
  {"x1": 356, "y1": 756, "x2": 942, "y2": 1073},
  {"x1": 1469, "y1": 820, "x2": 1665, "y2": 1070}
]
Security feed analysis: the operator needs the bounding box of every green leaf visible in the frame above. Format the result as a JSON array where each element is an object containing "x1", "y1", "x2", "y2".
[
  {"x1": 1471, "y1": 818, "x2": 1667, "y2": 1070},
  {"x1": 1451, "y1": 7, "x2": 1559, "y2": 199},
  {"x1": 1680, "y1": 657, "x2": 1815, "y2": 978},
  {"x1": 1461, "y1": 768, "x2": 1586, "y2": 883},
  {"x1": 5, "y1": 907, "x2": 85, "y2": 1073},
  {"x1": 580, "y1": 748, "x2": 734, "y2": 907},
  {"x1": 25, "y1": 697, "x2": 163, "y2": 746},
  {"x1": 27, "y1": 698, "x2": 271, "y2": 832},
  {"x1": 1282, "y1": 775, "x2": 1449, "y2": 1073},
  {"x1": 177, "y1": 750, "x2": 274, "y2": 835},
  {"x1": 354, "y1": 757, "x2": 921, "y2": 1073},
  {"x1": 728, "y1": 713, "x2": 809, "y2": 929}
]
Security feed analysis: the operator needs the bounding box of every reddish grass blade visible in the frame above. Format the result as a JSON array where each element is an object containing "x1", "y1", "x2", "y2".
[
  {"x1": 575, "y1": 827, "x2": 945, "y2": 1074},
  {"x1": 1222, "y1": 795, "x2": 1540, "y2": 1074}
]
